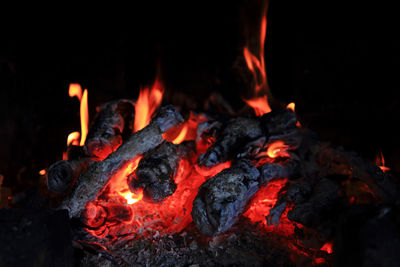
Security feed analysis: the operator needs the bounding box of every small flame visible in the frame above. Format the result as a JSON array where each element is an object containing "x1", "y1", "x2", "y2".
[
  {"x1": 320, "y1": 242, "x2": 333, "y2": 254},
  {"x1": 67, "y1": 131, "x2": 80, "y2": 146},
  {"x1": 286, "y1": 102, "x2": 295, "y2": 112},
  {"x1": 267, "y1": 140, "x2": 291, "y2": 158},
  {"x1": 39, "y1": 169, "x2": 46, "y2": 176},
  {"x1": 80, "y1": 89, "x2": 89, "y2": 145},
  {"x1": 133, "y1": 79, "x2": 164, "y2": 133},
  {"x1": 171, "y1": 124, "x2": 188, "y2": 144},
  {"x1": 119, "y1": 189, "x2": 143, "y2": 205},
  {"x1": 68, "y1": 83, "x2": 82, "y2": 101},
  {"x1": 244, "y1": 95, "x2": 271, "y2": 116},
  {"x1": 376, "y1": 150, "x2": 390, "y2": 173}
]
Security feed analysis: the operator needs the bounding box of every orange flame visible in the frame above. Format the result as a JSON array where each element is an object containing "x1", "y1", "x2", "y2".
[
  {"x1": 39, "y1": 169, "x2": 46, "y2": 176},
  {"x1": 243, "y1": 14, "x2": 272, "y2": 116},
  {"x1": 67, "y1": 131, "x2": 80, "y2": 146},
  {"x1": 286, "y1": 102, "x2": 295, "y2": 112},
  {"x1": 66, "y1": 83, "x2": 89, "y2": 147},
  {"x1": 267, "y1": 140, "x2": 291, "y2": 158},
  {"x1": 133, "y1": 80, "x2": 164, "y2": 133},
  {"x1": 244, "y1": 95, "x2": 271, "y2": 116},
  {"x1": 376, "y1": 150, "x2": 390, "y2": 173},
  {"x1": 68, "y1": 83, "x2": 82, "y2": 101},
  {"x1": 171, "y1": 124, "x2": 188, "y2": 144}
]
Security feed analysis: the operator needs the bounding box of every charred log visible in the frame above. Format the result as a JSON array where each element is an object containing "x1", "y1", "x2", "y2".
[
  {"x1": 192, "y1": 159, "x2": 260, "y2": 237},
  {"x1": 59, "y1": 105, "x2": 183, "y2": 219},
  {"x1": 198, "y1": 117, "x2": 263, "y2": 167},
  {"x1": 85, "y1": 99, "x2": 135, "y2": 160}
]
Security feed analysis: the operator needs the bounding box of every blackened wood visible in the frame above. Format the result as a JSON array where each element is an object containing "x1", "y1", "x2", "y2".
[
  {"x1": 129, "y1": 142, "x2": 180, "y2": 203},
  {"x1": 46, "y1": 158, "x2": 90, "y2": 195},
  {"x1": 198, "y1": 117, "x2": 263, "y2": 167},
  {"x1": 192, "y1": 159, "x2": 260, "y2": 237},
  {"x1": 85, "y1": 99, "x2": 135, "y2": 160},
  {"x1": 260, "y1": 109, "x2": 299, "y2": 140},
  {"x1": 59, "y1": 106, "x2": 183, "y2": 219}
]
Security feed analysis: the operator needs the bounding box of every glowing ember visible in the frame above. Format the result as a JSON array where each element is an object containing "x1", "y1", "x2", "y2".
[
  {"x1": 376, "y1": 150, "x2": 390, "y2": 173},
  {"x1": 171, "y1": 124, "x2": 188, "y2": 144},
  {"x1": 39, "y1": 169, "x2": 46, "y2": 176},
  {"x1": 67, "y1": 131, "x2": 80, "y2": 146},
  {"x1": 133, "y1": 79, "x2": 164, "y2": 132},
  {"x1": 267, "y1": 140, "x2": 291, "y2": 158}
]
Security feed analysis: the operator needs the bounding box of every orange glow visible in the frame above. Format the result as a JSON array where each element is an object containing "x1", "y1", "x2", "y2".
[
  {"x1": 286, "y1": 102, "x2": 295, "y2": 112},
  {"x1": 320, "y1": 242, "x2": 333, "y2": 254},
  {"x1": 67, "y1": 131, "x2": 80, "y2": 146},
  {"x1": 133, "y1": 80, "x2": 164, "y2": 133},
  {"x1": 376, "y1": 150, "x2": 390, "y2": 173},
  {"x1": 244, "y1": 95, "x2": 271, "y2": 116},
  {"x1": 80, "y1": 89, "x2": 89, "y2": 146},
  {"x1": 39, "y1": 169, "x2": 46, "y2": 176},
  {"x1": 68, "y1": 83, "x2": 82, "y2": 101},
  {"x1": 243, "y1": 14, "x2": 272, "y2": 115},
  {"x1": 267, "y1": 140, "x2": 291, "y2": 158},
  {"x1": 171, "y1": 124, "x2": 188, "y2": 144}
]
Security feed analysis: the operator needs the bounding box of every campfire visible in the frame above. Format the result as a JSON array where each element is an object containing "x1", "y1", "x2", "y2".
[{"x1": 1, "y1": 3, "x2": 400, "y2": 267}]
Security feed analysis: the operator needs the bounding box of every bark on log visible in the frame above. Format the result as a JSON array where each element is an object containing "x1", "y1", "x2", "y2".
[
  {"x1": 198, "y1": 117, "x2": 263, "y2": 167},
  {"x1": 85, "y1": 99, "x2": 135, "y2": 160},
  {"x1": 59, "y1": 106, "x2": 183, "y2": 219},
  {"x1": 192, "y1": 159, "x2": 260, "y2": 237}
]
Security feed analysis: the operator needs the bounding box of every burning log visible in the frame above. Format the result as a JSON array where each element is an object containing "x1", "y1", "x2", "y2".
[
  {"x1": 129, "y1": 142, "x2": 181, "y2": 203},
  {"x1": 198, "y1": 117, "x2": 263, "y2": 167},
  {"x1": 85, "y1": 99, "x2": 135, "y2": 160},
  {"x1": 59, "y1": 105, "x2": 184, "y2": 219},
  {"x1": 191, "y1": 159, "x2": 260, "y2": 237}
]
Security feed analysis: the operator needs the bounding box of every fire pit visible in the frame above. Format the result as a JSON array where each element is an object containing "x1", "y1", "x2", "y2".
[{"x1": 1, "y1": 2, "x2": 400, "y2": 267}]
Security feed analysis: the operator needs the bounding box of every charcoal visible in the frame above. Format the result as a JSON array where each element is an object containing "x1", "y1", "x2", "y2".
[
  {"x1": 198, "y1": 117, "x2": 263, "y2": 167},
  {"x1": 129, "y1": 142, "x2": 180, "y2": 203},
  {"x1": 259, "y1": 158, "x2": 300, "y2": 183},
  {"x1": 85, "y1": 99, "x2": 135, "y2": 160},
  {"x1": 59, "y1": 105, "x2": 183, "y2": 219},
  {"x1": 192, "y1": 159, "x2": 260, "y2": 237},
  {"x1": 260, "y1": 108, "x2": 298, "y2": 138}
]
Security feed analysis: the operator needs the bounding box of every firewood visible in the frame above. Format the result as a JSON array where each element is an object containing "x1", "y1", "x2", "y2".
[
  {"x1": 46, "y1": 159, "x2": 91, "y2": 195},
  {"x1": 197, "y1": 117, "x2": 263, "y2": 167},
  {"x1": 192, "y1": 159, "x2": 260, "y2": 237},
  {"x1": 59, "y1": 105, "x2": 184, "y2": 219},
  {"x1": 85, "y1": 99, "x2": 135, "y2": 160}
]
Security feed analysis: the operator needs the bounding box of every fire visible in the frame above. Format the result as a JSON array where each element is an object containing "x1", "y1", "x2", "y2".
[
  {"x1": 133, "y1": 79, "x2": 164, "y2": 132},
  {"x1": 67, "y1": 131, "x2": 80, "y2": 146},
  {"x1": 243, "y1": 14, "x2": 272, "y2": 116},
  {"x1": 267, "y1": 140, "x2": 291, "y2": 158},
  {"x1": 244, "y1": 95, "x2": 271, "y2": 116},
  {"x1": 320, "y1": 242, "x2": 333, "y2": 254},
  {"x1": 286, "y1": 102, "x2": 295, "y2": 112},
  {"x1": 39, "y1": 169, "x2": 46, "y2": 176},
  {"x1": 66, "y1": 83, "x2": 89, "y2": 147},
  {"x1": 376, "y1": 150, "x2": 390, "y2": 173}
]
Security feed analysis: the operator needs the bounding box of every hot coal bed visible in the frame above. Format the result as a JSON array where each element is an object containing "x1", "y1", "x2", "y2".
[{"x1": 1, "y1": 2, "x2": 400, "y2": 267}]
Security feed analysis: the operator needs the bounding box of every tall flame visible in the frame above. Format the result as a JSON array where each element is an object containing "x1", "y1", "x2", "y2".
[
  {"x1": 67, "y1": 83, "x2": 89, "y2": 147},
  {"x1": 243, "y1": 14, "x2": 272, "y2": 116},
  {"x1": 133, "y1": 79, "x2": 164, "y2": 133}
]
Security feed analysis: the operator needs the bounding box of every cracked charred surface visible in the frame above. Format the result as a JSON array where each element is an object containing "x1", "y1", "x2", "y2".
[
  {"x1": 192, "y1": 159, "x2": 260, "y2": 237},
  {"x1": 59, "y1": 106, "x2": 183, "y2": 219}
]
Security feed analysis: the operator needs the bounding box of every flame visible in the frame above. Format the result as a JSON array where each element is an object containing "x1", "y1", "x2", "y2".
[
  {"x1": 39, "y1": 169, "x2": 46, "y2": 176},
  {"x1": 80, "y1": 89, "x2": 89, "y2": 145},
  {"x1": 67, "y1": 131, "x2": 80, "y2": 146},
  {"x1": 320, "y1": 242, "x2": 333, "y2": 254},
  {"x1": 376, "y1": 150, "x2": 390, "y2": 173},
  {"x1": 171, "y1": 124, "x2": 188, "y2": 144},
  {"x1": 286, "y1": 102, "x2": 295, "y2": 112},
  {"x1": 66, "y1": 83, "x2": 89, "y2": 147},
  {"x1": 267, "y1": 140, "x2": 291, "y2": 158},
  {"x1": 133, "y1": 79, "x2": 164, "y2": 133},
  {"x1": 244, "y1": 95, "x2": 271, "y2": 116},
  {"x1": 243, "y1": 14, "x2": 272, "y2": 116},
  {"x1": 68, "y1": 83, "x2": 82, "y2": 101}
]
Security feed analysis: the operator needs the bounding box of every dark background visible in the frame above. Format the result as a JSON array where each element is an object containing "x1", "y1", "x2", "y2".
[{"x1": 1, "y1": 2, "x2": 399, "y2": 193}]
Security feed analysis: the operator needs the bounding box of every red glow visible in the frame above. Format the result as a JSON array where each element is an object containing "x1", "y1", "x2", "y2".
[
  {"x1": 266, "y1": 140, "x2": 291, "y2": 158},
  {"x1": 133, "y1": 80, "x2": 164, "y2": 133},
  {"x1": 244, "y1": 95, "x2": 271, "y2": 116},
  {"x1": 320, "y1": 242, "x2": 333, "y2": 254},
  {"x1": 376, "y1": 150, "x2": 390, "y2": 173}
]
